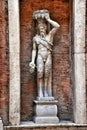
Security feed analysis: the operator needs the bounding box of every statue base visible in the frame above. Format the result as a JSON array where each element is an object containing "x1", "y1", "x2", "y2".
[
  {"x1": 37, "y1": 96, "x2": 54, "y2": 101},
  {"x1": 33, "y1": 99, "x2": 59, "y2": 124}
]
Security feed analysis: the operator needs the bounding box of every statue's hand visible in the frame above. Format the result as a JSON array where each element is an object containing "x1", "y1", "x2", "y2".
[
  {"x1": 45, "y1": 13, "x2": 50, "y2": 21},
  {"x1": 29, "y1": 62, "x2": 35, "y2": 73}
]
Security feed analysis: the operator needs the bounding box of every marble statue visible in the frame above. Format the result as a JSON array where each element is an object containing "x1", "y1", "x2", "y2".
[{"x1": 29, "y1": 9, "x2": 60, "y2": 99}]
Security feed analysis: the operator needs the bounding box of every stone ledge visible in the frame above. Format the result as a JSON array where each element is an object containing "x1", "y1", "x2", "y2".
[
  {"x1": 4, "y1": 125, "x2": 87, "y2": 130},
  {"x1": 4, "y1": 121, "x2": 87, "y2": 128}
]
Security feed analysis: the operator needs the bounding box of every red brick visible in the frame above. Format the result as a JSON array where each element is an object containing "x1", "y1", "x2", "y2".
[{"x1": 0, "y1": 0, "x2": 9, "y2": 125}]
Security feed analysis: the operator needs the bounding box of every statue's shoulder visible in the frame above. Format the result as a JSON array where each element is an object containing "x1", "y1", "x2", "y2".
[{"x1": 33, "y1": 35, "x2": 39, "y2": 41}]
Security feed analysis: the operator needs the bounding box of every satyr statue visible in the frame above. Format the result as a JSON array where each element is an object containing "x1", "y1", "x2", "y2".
[{"x1": 29, "y1": 9, "x2": 60, "y2": 99}]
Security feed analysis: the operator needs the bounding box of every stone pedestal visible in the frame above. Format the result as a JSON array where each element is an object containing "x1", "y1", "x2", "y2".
[{"x1": 33, "y1": 99, "x2": 59, "y2": 124}]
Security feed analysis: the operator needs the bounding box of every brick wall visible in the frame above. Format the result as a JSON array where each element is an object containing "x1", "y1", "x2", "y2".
[
  {"x1": 0, "y1": 0, "x2": 9, "y2": 125},
  {"x1": 20, "y1": 0, "x2": 73, "y2": 121}
]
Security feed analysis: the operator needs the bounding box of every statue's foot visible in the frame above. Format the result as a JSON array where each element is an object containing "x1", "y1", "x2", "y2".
[
  {"x1": 38, "y1": 87, "x2": 44, "y2": 97},
  {"x1": 38, "y1": 92, "x2": 43, "y2": 97},
  {"x1": 44, "y1": 91, "x2": 48, "y2": 97}
]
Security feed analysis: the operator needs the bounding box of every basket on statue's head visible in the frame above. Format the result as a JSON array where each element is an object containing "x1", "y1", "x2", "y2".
[{"x1": 33, "y1": 9, "x2": 50, "y2": 20}]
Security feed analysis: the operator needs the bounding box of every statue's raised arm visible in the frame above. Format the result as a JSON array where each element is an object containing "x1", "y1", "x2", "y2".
[{"x1": 45, "y1": 13, "x2": 60, "y2": 38}]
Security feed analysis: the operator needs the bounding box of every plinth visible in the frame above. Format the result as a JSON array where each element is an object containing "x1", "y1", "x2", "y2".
[{"x1": 33, "y1": 98, "x2": 59, "y2": 124}]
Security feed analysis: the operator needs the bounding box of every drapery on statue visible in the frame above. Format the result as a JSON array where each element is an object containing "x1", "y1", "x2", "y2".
[{"x1": 29, "y1": 9, "x2": 60, "y2": 99}]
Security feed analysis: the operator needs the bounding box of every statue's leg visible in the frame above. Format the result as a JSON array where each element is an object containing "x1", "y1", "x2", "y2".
[
  {"x1": 44, "y1": 54, "x2": 52, "y2": 97},
  {"x1": 44, "y1": 74, "x2": 48, "y2": 97},
  {"x1": 37, "y1": 55, "x2": 44, "y2": 97},
  {"x1": 47, "y1": 69, "x2": 52, "y2": 97}
]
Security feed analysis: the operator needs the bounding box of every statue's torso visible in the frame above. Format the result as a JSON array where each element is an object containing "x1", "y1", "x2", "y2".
[
  {"x1": 35, "y1": 34, "x2": 52, "y2": 52},
  {"x1": 34, "y1": 34, "x2": 52, "y2": 61}
]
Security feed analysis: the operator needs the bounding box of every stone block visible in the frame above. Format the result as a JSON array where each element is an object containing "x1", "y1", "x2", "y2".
[{"x1": 33, "y1": 100, "x2": 59, "y2": 124}]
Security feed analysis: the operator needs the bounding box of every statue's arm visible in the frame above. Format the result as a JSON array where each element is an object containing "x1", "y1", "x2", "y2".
[
  {"x1": 29, "y1": 38, "x2": 36, "y2": 72},
  {"x1": 31, "y1": 38, "x2": 36, "y2": 63},
  {"x1": 45, "y1": 15, "x2": 60, "y2": 37}
]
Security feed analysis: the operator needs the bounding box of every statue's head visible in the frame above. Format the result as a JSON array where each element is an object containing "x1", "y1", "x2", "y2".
[
  {"x1": 33, "y1": 9, "x2": 50, "y2": 36},
  {"x1": 37, "y1": 18, "x2": 47, "y2": 36}
]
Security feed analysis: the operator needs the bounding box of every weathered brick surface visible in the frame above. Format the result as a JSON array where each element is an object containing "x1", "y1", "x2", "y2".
[
  {"x1": 20, "y1": 0, "x2": 73, "y2": 121},
  {"x1": 4, "y1": 126, "x2": 87, "y2": 130},
  {"x1": 0, "y1": 0, "x2": 9, "y2": 125}
]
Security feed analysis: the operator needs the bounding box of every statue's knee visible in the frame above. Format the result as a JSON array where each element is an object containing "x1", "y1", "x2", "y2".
[
  {"x1": 37, "y1": 70, "x2": 43, "y2": 78},
  {"x1": 45, "y1": 69, "x2": 50, "y2": 78}
]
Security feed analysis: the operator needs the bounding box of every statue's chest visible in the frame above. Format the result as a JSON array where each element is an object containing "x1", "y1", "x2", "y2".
[{"x1": 36, "y1": 36, "x2": 49, "y2": 47}]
